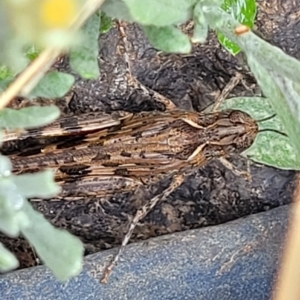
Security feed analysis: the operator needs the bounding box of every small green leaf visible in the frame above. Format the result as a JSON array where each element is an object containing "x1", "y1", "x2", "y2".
[
  {"x1": 30, "y1": 71, "x2": 74, "y2": 98},
  {"x1": 217, "y1": 34, "x2": 241, "y2": 55},
  {"x1": 0, "y1": 105, "x2": 60, "y2": 129},
  {"x1": 0, "y1": 65, "x2": 13, "y2": 92},
  {"x1": 123, "y1": 0, "x2": 195, "y2": 26},
  {"x1": 25, "y1": 45, "x2": 42, "y2": 61},
  {"x1": 0, "y1": 155, "x2": 12, "y2": 175},
  {"x1": 0, "y1": 207, "x2": 29, "y2": 238},
  {"x1": 0, "y1": 242, "x2": 19, "y2": 272},
  {"x1": 143, "y1": 25, "x2": 191, "y2": 53},
  {"x1": 12, "y1": 170, "x2": 61, "y2": 198},
  {"x1": 0, "y1": 65, "x2": 12, "y2": 80},
  {"x1": 21, "y1": 201, "x2": 84, "y2": 281},
  {"x1": 217, "y1": 0, "x2": 257, "y2": 55},
  {"x1": 0, "y1": 177, "x2": 27, "y2": 237},
  {"x1": 101, "y1": 0, "x2": 134, "y2": 22},
  {"x1": 100, "y1": 12, "x2": 112, "y2": 33},
  {"x1": 192, "y1": 3, "x2": 208, "y2": 43},
  {"x1": 70, "y1": 13, "x2": 100, "y2": 79}
]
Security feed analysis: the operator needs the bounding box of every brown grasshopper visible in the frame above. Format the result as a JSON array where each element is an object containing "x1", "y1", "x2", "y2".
[
  {"x1": 5, "y1": 107, "x2": 257, "y2": 201},
  {"x1": 3, "y1": 80, "x2": 259, "y2": 283}
]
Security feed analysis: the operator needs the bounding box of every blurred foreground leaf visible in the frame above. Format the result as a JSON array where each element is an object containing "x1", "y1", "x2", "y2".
[
  {"x1": 0, "y1": 154, "x2": 83, "y2": 280},
  {"x1": 143, "y1": 25, "x2": 191, "y2": 53},
  {"x1": 21, "y1": 201, "x2": 84, "y2": 281},
  {"x1": 0, "y1": 106, "x2": 60, "y2": 129},
  {"x1": 0, "y1": 242, "x2": 19, "y2": 272},
  {"x1": 70, "y1": 13, "x2": 100, "y2": 79},
  {"x1": 30, "y1": 71, "x2": 74, "y2": 98},
  {"x1": 122, "y1": 0, "x2": 194, "y2": 26},
  {"x1": 101, "y1": 0, "x2": 134, "y2": 22},
  {"x1": 12, "y1": 170, "x2": 62, "y2": 198}
]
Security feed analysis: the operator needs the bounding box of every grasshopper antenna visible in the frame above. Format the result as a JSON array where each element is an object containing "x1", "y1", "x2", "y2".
[
  {"x1": 256, "y1": 113, "x2": 276, "y2": 123},
  {"x1": 258, "y1": 128, "x2": 287, "y2": 136},
  {"x1": 256, "y1": 113, "x2": 287, "y2": 137}
]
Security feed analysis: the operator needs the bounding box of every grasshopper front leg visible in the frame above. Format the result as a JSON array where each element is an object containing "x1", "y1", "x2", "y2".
[
  {"x1": 116, "y1": 21, "x2": 177, "y2": 112},
  {"x1": 212, "y1": 73, "x2": 243, "y2": 112}
]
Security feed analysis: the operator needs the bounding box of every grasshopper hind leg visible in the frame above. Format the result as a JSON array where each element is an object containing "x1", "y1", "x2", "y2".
[{"x1": 101, "y1": 173, "x2": 185, "y2": 283}]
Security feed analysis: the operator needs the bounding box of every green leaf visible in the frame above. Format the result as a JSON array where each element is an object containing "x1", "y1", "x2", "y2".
[
  {"x1": 218, "y1": 97, "x2": 298, "y2": 170},
  {"x1": 101, "y1": 0, "x2": 134, "y2": 22},
  {"x1": 217, "y1": 0, "x2": 257, "y2": 55},
  {"x1": 0, "y1": 65, "x2": 12, "y2": 80},
  {"x1": 21, "y1": 201, "x2": 84, "y2": 281},
  {"x1": 192, "y1": 2, "x2": 208, "y2": 43},
  {"x1": 0, "y1": 189, "x2": 24, "y2": 237},
  {"x1": 12, "y1": 170, "x2": 61, "y2": 198},
  {"x1": 0, "y1": 65, "x2": 13, "y2": 92},
  {"x1": 100, "y1": 12, "x2": 113, "y2": 33},
  {"x1": 247, "y1": 57, "x2": 300, "y2": 163},
  {"x1": 217, "y1": 32, "x2": 241, "y2": 55},
  {"x1": 143, "y1": 25, "x2": 191, "y2": 53},
  {"x1": 0, "y1": 242, "x2": 19, "y2": 272},
  {"x1": 30, "y1": 71, "x2": 74, "y2": 98},
  {"x1": 70, "y1": 13, "x2": 100, "y2": 79},
  {"x1": 0, "y1": 105, "x2": 60, "y2": 129},
  {"x1": 123, "y1": 0, "x2": 195, "y2": 26},
  {"x1": 0, "y1": 171, "x2": 28, "y2": 237},
  {"x1": 25, "y1": 45, "x2": 42, "y2": 61},
  {"x1": 0, "y1": 155, "x2": 12, "y2": 175}
]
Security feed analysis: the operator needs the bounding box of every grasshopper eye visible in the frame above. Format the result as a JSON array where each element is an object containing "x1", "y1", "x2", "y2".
[
  {"x1": 229, "y1": 110, "x2": 252, "y2": 124},
  {"x1": 229, "y1": 110, "x2": 244, "y2": 123}
]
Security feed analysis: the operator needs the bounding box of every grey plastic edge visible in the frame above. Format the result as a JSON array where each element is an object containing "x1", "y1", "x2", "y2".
[{"x1": 0, "y1": 205, "x2": 290, "y2": 300}]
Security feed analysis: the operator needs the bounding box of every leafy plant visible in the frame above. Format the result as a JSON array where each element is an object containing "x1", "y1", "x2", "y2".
[{"x1": 0, "y1": 0, "x2": 299, "y2": 281}]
